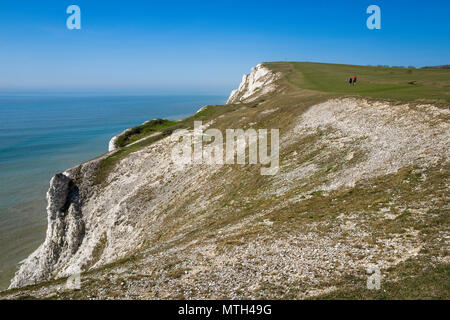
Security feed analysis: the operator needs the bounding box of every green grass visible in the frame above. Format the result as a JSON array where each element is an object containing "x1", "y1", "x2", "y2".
[
  {"x1": 267, "y1": 61, "x2": 450, "y2": 104},
  {"x1": 115, "y1": 119, "x2": 177, "y2": 148}
]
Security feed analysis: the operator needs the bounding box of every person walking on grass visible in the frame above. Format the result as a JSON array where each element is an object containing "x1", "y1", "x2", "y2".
[
  {"x1": 349, "y1": 77, "x2": 353, "y2": 85},
  {"x1": 353, "y1": 76, "x2": 357, "y2": 85}
]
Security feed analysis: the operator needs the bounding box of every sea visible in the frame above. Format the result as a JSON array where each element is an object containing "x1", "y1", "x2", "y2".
[{"x1": 0, "y1": 93, "x2": 227, "y2": 290}]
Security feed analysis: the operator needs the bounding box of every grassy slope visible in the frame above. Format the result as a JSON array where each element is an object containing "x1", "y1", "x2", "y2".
[
  {"x1": 90, "y1": 62, "x2": 450, "y2": 299},
  {"x1": 115, "y1": 119, "x2": 177, "y2": 148},
  {"x1": 2, "y1": 62, "x2": 448, "y2": 299}
]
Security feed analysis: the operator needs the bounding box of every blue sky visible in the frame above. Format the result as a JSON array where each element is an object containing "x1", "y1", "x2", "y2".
[{"x1": 0, "y1": 0, "x2": 449, "y2": 93}]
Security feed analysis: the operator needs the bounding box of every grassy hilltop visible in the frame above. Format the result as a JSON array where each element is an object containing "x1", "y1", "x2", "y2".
[{"x1": 270, "y1": 61, "x2": 450, "y2": 104}]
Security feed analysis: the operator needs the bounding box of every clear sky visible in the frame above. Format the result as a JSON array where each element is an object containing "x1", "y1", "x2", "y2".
[{"x1": 0, "y1": 0, "x2": 449, "y2": 94}]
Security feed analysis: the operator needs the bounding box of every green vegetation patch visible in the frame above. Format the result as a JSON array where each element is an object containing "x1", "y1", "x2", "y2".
[{"x1": 115, "y1": 119, "x2": 177, "y2": 148}]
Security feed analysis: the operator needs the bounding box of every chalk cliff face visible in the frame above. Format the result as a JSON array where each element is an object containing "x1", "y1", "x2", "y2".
[
  {"x1": 108, "y1": 136, "x2": 119, "y2": 152},
  {"x1": 9, "y1": 164, "x2": 95, "y2": 288},
  {"x1": 227, "y1": 63, "x2": 281, "y2": 104},
  {"x1": 9, "y1": 173, "x2": 80, "y2": 288}
]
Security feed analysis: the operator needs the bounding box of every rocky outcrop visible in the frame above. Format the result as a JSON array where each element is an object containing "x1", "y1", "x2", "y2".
[
  {"x1": 227, "y1": 63, "x2": 281, "y2": 104},
  {"x1": 9, "y1": 173, "x2": 85, "y2": 288}
]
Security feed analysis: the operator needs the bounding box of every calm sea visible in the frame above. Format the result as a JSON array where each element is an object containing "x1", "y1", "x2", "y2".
[{"x1": 0, "y1": 94, "x2": 226, "y2": 290}]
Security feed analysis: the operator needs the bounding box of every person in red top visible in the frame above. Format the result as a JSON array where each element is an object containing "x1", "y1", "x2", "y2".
[{"x1": 353, "y1": 76, "x2": 357, "y2": 85}]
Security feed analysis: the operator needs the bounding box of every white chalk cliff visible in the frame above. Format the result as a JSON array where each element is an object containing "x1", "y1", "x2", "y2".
[
  {"x1": 9, "y1": 172, "x2": 85, "y2": 288},
  {"x1": 227, "y1": 63, "x2": 281, "y2": 104}
]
